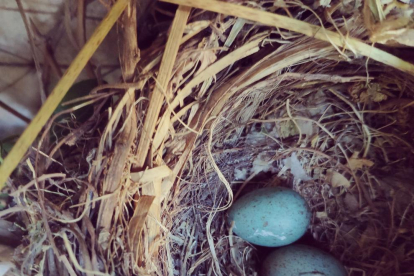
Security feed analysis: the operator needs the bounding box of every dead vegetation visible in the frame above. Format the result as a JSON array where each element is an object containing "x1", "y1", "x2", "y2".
[{"x1": 1, "y1": 0, "x2": 414, "y2": 275}]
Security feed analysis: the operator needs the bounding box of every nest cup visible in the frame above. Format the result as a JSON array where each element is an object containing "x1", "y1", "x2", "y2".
[{"x1": 2, "y1": 1, "x2": 414, "y2": 276}]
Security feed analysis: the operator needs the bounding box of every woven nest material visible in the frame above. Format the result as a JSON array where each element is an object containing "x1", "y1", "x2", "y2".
[{"x1": 2, "y1": 0, "x2": 414, "y2": 275}]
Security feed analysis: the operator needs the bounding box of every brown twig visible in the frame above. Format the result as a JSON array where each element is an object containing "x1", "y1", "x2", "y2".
[
  {"x1": 97, "y1": 0, "x2": 140, "y2": 231},
  {"x1": 0, "y1": 100, "x2": 31, "y2": 124}
]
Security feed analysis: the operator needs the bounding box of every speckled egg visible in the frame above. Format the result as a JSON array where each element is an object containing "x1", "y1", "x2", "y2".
[
  {"x1": 262, "y1": 244, "x2": 347, "y2": 276},
  {"x1": 228, "y1": 187, "x2": 310, "y2": 247}
]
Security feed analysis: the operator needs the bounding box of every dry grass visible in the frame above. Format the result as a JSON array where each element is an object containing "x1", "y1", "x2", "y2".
[{"x1": 1, "y1": 0, "x2": 414, "y2": 275}]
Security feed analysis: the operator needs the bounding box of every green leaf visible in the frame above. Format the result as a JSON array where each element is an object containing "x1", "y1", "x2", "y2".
[
  {"x1": 0, "y1": 136, "x2": 18, "y2": 162},
  {"x1": 54, "y1": 79, "x2": 98, "y2": 121},
  {"x1": 0, "y1": 193, "x2": 9, "y2": 210}
]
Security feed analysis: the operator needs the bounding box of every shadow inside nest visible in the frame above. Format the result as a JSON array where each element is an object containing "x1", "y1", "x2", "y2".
[{"x1": 3, "y1": 0, "x2": 414, "y2": 275}]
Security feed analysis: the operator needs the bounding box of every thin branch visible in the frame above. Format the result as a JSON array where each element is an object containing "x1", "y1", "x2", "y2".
[{"x1": 0, "y1": 101, "x2": 31, "y2": 124}]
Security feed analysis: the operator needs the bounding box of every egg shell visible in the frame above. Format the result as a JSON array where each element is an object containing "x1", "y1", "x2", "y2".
[
  {"x1": 228, "y1": 187, "x2": 311, "y2": 247},
  {"x1": 262, "y1": 244, "x2": 347, "y2": 276}
]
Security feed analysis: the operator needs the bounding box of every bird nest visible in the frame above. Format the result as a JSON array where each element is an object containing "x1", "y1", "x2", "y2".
[{"x1": 2, "y1": 0, "x2": 414, "y2": 275}]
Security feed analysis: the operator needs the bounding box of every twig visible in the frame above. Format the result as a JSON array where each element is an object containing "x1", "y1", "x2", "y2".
[
  {"x1": 160, "y1": 0, "x2": 414, "y2": 75},
  {"x1": 329, "y1": 88, "x2": 372, "y2": 158},
  {"x1": 0, "y1": 100, "x2": 31, "y2": 124},
  {"x1": 75, "y1": 0, "x2": 96, "y2": 79},
  {"x1": 135, "y1": 5, "x2": 191, "y2": 168},
  {"x1": 286, "y1": 99, "x2": 302, "y2": 145},
  {"x1": 77, "y1": 0, "x2": 86, "y2": 48},
  {"x1": 61, "y1": 232, "x2": 110, "y2": 276},
  {"x1": 97, "y1": 0, "x2": 139, "y2": 231}
]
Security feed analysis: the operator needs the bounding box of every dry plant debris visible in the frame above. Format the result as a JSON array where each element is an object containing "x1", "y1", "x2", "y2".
[{"x1": 1, "y1": 0, "x2": 414, "y2": 275}]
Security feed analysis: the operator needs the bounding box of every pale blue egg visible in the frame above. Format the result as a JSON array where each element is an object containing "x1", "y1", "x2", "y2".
[
  {"x1": 262, "y1": 244, "x2": 347, "y2": 276},
  {"x1": 228, "y1": 187, "x2": 310, "y2": 247}
]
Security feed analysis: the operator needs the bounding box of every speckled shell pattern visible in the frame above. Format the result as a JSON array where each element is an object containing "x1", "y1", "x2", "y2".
[
  {"x1": 262, "y1": 244, "x2": 347, "y2": 276},
  {"x1": 228, "y1": 187, "x2": 311, "y2": 247}
]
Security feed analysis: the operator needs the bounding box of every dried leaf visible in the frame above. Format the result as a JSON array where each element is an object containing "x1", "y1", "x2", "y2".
[
  {"x1": 317, "y1": 0, "x2": 331, "y2": 7},
  {"x1": 311, "y1": 134, "x2": 319, "y2": 148},
  {"x1": 360, "y1": 225, "x2": 378, "y2": 247},
  {"x1": 316, "y1": 211, "x2": 328, "y2": 219},
  {"x1": 348, "y1": 82, "x2": 388, "y2": 103},
  {"x1": 397, "y1": 109, "x2": 409, "y2": 127},
  {"x1": 284, "y1": 153, "x2": 312, "y2": 181},
  {"x1": 348, "y1": 158, "x2": 374, "y2": 170},
  {"x1": 276, "y1": 119, "x2": 314, "y2": 138},
  {"x1": 348, "y1": 152, "x2": 374, "y2": 170},
  {"x1": 278, "y1": 121, "x2": 298, "y2": 138},
  {"x1": 130, "y1": 165, "x2": 172, "y2": 183},
  {"x1": 252, "y1": 152, "x2": 276, "y2": 174},
  {"x1": 128, "y1": 195, "x2": 155, "y2": 265},
  {"x1": 273, "y1": 0, "x2": 287, "y2": 7},
  {"x1": 370, "y1": 11, "x2": 414, "y2": 46},
  {"x1": 194, "y1": 50, "x2": 217, "y2": 76},
  {"x1": 98, "y1": 231, "x2": 110, "y2": 251},
  {"x1": 223, "y1": 18, "x2": 246, "y2": 49},
  {"x1": 184, "y1": 20, "x2": 210, "y2": 35},
  {"x1": 342, "y1": 0, "x2": 363, "y2": 13},
  {"x1": 326, "y1": 170, "x2": 351, "y2": 188},
  {"x1": 234, "y1": 168, "x2": 248, "y2": 181},
  {"x1": 344, "y1": 193, "x2": 359, "y2": 212},
  {"x1": 188, "y1": 103, "x2": 200, "y2": 124},
  {"x1": 386, "y1": 29, "x2": 414, "y2": 47},
  {"x1": 368, "y1": 0, "x2": 385, "y2": 22},
  {"x1": 0, "y1": 244, "x2": 14, "y2": 264}
]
